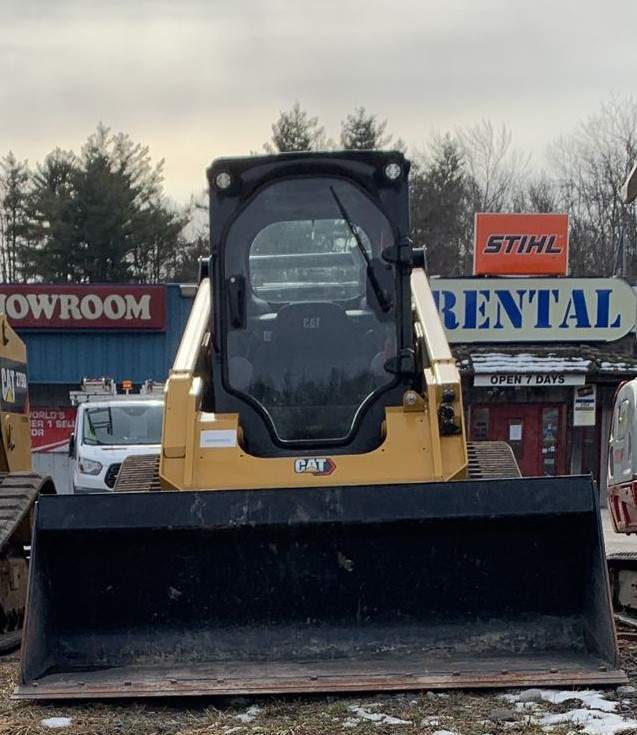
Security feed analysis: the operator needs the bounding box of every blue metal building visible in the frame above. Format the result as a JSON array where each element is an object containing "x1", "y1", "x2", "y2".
[{"x1": 15, "y1": 284, "x2": 195, "y2": 404}]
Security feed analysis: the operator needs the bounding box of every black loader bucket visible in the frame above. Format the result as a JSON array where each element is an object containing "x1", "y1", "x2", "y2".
[{"x1": 16, "y1": 475, "x2": 624, "y2": 699}]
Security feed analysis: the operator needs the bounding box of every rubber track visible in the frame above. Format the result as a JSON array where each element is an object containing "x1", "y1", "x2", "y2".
[
  {"x1": 0, "y1": 473, "x2": 42, "y2": 552},
  {"x1": 113, "y1": 454, "x2": 162, "y2": 492},
  {"x1": 467, "y1": 441, "x2": 522, "y2": 479},
  {"x1": 0, "y1": 473, "x2": 49, "y2": 654}
]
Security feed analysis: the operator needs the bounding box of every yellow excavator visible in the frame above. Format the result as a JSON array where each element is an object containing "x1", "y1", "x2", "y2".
[
  {"x1": 18, "y1": 151, "x2": 622, "y2": 699},
  {"x1": 0, "y1": 315, "x2": 55, "y2": 653}
]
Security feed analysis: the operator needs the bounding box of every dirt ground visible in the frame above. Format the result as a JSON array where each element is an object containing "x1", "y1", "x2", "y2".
[{"x1": 3, "y1": 639, "x2": 637, "y2": 735}]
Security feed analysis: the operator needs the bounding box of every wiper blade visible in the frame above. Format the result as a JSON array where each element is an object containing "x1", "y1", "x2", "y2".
[{"x1": 329, "y1": 186, "x2": 391, "y2": 312}]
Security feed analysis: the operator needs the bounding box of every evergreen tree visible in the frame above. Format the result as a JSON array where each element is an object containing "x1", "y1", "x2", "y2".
[
  {"x1": 340, "y1": 107, "x2": 400, "y2": 150},
  {"x1": 265, "y1": 102, "x2": 327, "y2": 152},
  {"x1": 23, "y1": 149, "x2": 81, "y2": 282},
  {"x1": 410, "y1": 136, "x2": 473, "y2": 276},
  {"x1": 22, "y1": 125, "x2": 186, "y2": 283},
  {"x1": 0, "y1": 153, "x2": 32, "y2": 281}
]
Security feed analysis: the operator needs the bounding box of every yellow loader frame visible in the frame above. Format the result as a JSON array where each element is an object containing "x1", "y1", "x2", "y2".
[{"x1": 160, "y1": 270, "x2": 467, "y2": 492}]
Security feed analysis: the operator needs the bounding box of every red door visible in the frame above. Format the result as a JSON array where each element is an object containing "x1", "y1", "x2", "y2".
[{"x1": 470, "y1": 404, "x2": 566, "y2": 476}]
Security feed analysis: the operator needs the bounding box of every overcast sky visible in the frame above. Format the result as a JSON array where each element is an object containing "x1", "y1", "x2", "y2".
[{"x1": 1, "y1": 0, "x2": 636, "y2": 204}]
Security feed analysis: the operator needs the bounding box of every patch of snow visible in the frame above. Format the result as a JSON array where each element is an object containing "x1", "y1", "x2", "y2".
[
  {"x1": 235, "y1": 704, "x2": 262, "y2": 723},
  {"x1": 432, "y1": 730, "x2": 457, "y2": 735},
  {"x1": 601, "y1": 361, "x2": 637, "y2": 373},
  {"x1": 502, "y1": 689, "x2": 637, "y2": 734},
  {"x1": 40, "y1": 719, "x2": 73, "y2": 730},
  {"x1": 223, "y1": 728, "x2": 243, "y2": 734},
  {"x1": 421, "y1": 716, "x2": 441, "y2": 726},
  {"x1": 503, "y1": 689, "x2": 616, "y2": 712},
  {"x1": 346, "y1": 704, "x2": 411, "y2": 726},
  {"x1": 470, "y1": 352, "x2": 590, "y2": 374},
  {"x1": 539, "y1": 708, "x2": 637, "y2": 735}
]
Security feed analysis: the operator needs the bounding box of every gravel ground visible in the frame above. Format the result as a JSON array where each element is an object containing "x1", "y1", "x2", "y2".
[{"x1": 3, "y1": 639, "x2": 637, "y2": 735}]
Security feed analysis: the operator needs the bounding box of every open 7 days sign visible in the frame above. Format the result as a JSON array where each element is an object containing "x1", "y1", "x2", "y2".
[{"x1": 431, "y1": 277, "x2": 637, "y2": 343}]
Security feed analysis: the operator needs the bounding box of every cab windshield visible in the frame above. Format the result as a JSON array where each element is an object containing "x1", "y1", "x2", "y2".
[
  {"x1": 82, "y1": 404, "x2": 163, "y2": 446},
  {"x1": 224, "y1": 176, "x2": 398, "y2": 443}
]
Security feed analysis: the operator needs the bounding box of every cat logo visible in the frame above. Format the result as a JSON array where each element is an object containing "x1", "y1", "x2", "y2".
[
  {"x1": 1, "y1": 367, "x2": 19, "y2": 404},
  {"x1": 303, "y1": 317, "x2": 320, "y2": 329},
  {"x1": 294, "y1": 457, "x2": 336, "y2": 476}
]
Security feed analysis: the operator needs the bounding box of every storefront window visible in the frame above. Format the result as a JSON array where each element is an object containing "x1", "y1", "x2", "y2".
[
  {"x1": 507, "y1": 419, "x2": 523, "y2": 462},
  {"x1": 470, "y1": 407, "x2": 489, "y2": 440}
]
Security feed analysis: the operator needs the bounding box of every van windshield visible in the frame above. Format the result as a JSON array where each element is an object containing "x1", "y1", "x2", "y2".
[{"x1": 82, "y1": 404, "x2": 163, "y2": 446}]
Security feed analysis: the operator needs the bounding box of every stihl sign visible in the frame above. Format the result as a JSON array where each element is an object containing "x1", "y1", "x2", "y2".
[
  {"x1": 0, "y1": 285, "x2": 165, "y2": 330},
  {"x1": 474, "y1": 213, "x2": 569, "y2": 276}
]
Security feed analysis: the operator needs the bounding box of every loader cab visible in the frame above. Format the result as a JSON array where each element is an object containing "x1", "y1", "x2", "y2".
[{"x1": 207, "y1": 151, "x2": 414, "y2": 457}]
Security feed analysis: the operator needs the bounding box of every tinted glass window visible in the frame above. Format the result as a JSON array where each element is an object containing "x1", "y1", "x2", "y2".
[
  {"x1": 224, "y1": 177, "x2": 397, "y2": 443},
  {"x1": 250, "y1": 219, "x2": 372, "y2": 303}
]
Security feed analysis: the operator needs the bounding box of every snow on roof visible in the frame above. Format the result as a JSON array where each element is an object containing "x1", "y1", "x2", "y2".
[
  {"x1": 600, "y1": 360, "x2": 637, "y2": 374},
  {"x1": 462, "y1": 352, "x2": 591, "y2": 374}
]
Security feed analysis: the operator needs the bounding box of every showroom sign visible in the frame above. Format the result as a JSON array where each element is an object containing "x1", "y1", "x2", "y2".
[
  {"x1": 473, "y1": 213, "x2": 569, "y2": 276},
  {"x1": 0, "y1": 285, "x2": 166, "y2": 330},
  {"x1": 432, "y1": 277, "x2": 636, "y2": 343}
]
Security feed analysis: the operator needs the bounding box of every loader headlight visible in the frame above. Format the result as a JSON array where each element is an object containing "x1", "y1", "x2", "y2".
[
  {"x1": 442, "y1": 387, "x2": 455, "y2": 403},
  {"x1": 438, "y1": 403, "x2": 461, "y2": 436},
  {"x1": 79, "y1": 457, "x2": 103, "y2": 475},
  {"x1": 384, "y1": 162, "x2": 402, "y2": 181},
  {"x1": 215, "y1": 172, "x2": 232, "y2": 190}
]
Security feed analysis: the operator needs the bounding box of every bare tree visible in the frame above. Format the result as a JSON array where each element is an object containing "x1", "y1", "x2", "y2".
[
  {"x1": 457, "y1": 120, "x2": 529, "y2": 212},
  {"x1": 549, "y1": 96, "x2": 637, "y2": 276},
  {"x1": 511, "y1": 174, "x2": 559, "y2": 214}
]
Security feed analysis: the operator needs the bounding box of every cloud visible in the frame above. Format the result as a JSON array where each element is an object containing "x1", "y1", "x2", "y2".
[{"x1": 1, "y1": 0, "x2": 636, "y2": 201}]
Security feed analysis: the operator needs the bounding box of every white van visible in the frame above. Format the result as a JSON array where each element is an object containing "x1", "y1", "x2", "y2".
[{"x1": 70, "y1": 399, "x2": 163, "y2": 493}]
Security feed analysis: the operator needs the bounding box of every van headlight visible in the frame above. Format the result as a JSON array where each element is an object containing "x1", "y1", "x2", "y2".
[{"x1": 79, "y1": 458, "x2": 103, "y2": 475}]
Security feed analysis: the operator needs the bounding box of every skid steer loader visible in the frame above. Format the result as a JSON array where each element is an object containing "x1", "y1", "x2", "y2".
[
  {"x1": 0, "y1": 315, "x2": 55, "y2": 653},
  {"x1": 17, "y1": 151, "x2": 622, "y2": 699}
]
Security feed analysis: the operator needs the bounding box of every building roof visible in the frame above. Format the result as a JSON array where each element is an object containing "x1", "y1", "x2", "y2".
[{"x1": 452, "y1": 338, "x2": 637, "y2": 380}]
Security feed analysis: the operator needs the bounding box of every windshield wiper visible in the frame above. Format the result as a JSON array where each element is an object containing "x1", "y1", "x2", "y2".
[
  {"x1": 82, "y1": 437, "x2": 110, "y2": 446},
  {"x1": 329, "y1": 186, "x2": 391, "y2": 312}
]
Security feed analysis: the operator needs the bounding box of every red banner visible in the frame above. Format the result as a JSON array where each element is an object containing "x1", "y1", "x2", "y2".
[
  {"x1": 0, "y1": 285, "x2": 166, "y2": 330},
  {"x1": 31, "y1": 408, "x2": 76, "y2": 452},
  {"x1": 473, "y1": 213, "x2": 569, "y2": 276}
]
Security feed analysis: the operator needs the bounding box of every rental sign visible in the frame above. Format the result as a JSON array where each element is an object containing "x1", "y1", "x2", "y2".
[
  {"x1": 473, "y1": 213, "x2": 569, "y2": 276},
  {"x1": 432, "y1": 278, "x2": 636, "y2": 343},
  {"x1": 0, "y1": 285, "x2": 166, "y2": 330}
]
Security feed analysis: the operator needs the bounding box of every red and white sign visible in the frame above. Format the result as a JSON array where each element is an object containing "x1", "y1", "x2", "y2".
[
  {"x1": 31, "y1": 408, "x2": 76, "y2": 452},
  {"x1": 0, "y1": 285, "x2": 166, "y2": 330},
  {"x1": 473, "y1": 213, "x2": 569, "y2": 276}
]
